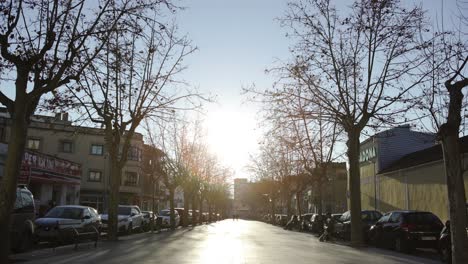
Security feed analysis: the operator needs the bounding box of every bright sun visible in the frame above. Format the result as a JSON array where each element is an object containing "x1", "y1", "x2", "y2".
[{"x1": 204, "y1": 110, "x2": 259, "y2": 178}]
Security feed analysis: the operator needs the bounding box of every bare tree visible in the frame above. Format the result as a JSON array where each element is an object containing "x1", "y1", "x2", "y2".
[
  {"x1": 411, "y1": 3, "x2": 468, "y2": 262},
  {"x1": 69, "y1": 11, "x2": 196, "y2": 238},
  {"x1": 437, "y1": 55, "x2": 468, "y2": 263},
  {"x1": 0, "y1": 1, "x2": 155, "y2": 259},
  {"x1": 279, "y1": 0, "x2": 431, "y2": 245}
]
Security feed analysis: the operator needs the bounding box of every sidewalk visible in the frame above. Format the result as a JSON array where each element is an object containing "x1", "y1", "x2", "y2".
[{"x1": 10, "y1": 226, "x2": 186, "y2": 263}]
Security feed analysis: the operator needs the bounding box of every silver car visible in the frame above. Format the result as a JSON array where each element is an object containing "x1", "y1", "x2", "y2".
[
  {"x1": 34, "y1": 205, "x2": 101, "y2": 243},
  {"x1": 100, "y1": 205, "x2": 144, "y2": 234}
]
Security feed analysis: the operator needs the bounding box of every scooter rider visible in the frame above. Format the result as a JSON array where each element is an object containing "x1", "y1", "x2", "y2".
[{"x1": 319, "y1": 212, "x2": 335, "y2": 242}]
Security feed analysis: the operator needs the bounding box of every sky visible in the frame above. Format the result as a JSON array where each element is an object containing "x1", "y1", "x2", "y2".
[
  {"x1": 175, "y1": 0, "x2": 293, "y2": 180},
  {"x1": 0, "y1": 0, "x2": 460, "y2": 181},
  {"x1": 173, "y1": 0, "x2": 461, "y2": 180}
]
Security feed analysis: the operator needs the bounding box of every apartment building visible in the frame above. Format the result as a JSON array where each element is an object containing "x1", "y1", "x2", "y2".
[{"x1": 0, "y1": 110, "x2": 144, "y2": 213}]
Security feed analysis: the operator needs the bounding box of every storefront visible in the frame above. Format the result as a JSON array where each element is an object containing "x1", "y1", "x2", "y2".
[{"x1": 20, "y1": 150, "x2": 81, "y2": 215}]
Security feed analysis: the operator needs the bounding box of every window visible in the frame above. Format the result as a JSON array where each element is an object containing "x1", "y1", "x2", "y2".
[
  {"x1": 90, "y1": 144, "x2": 104, "y2": 155},
  {"x1": 131, "y1": 208, "x2": 139, "y2": 216},
  {"x1": 128, "y1": 146, "x2": 142, "y2": 161},
  {"x1": 378, "y1": 213, "x2": 391, "y2": 224},
  {"x1": 27, "y1": 138, "x2": 41, "y2": 150},
  {"x1": 88, "y1": 170, "x2": 102, "y2": 182},
  {"x1": 61, "y1": 141, "x2": 73, "y2": 153},
  {"x1": 124, "y1": 172, "x2": 138, "y2": 186},
  {"x1": 389, "y1": 212, "x2": 401, "y2": 223},
  {"x1": 83, "y1": 208, "x2": 91, "y2": 219}
]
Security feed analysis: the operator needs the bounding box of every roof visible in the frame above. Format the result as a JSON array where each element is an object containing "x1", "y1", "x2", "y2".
[
  {"x1": 387, "y1": 210, "x2": 431, "y2": 214},
  {"x1": 379, "y1": 135, "x2": 468, "y2": 174},
  {"x1": 54, "y1": 205, "x2": 90, "y2": 209}
]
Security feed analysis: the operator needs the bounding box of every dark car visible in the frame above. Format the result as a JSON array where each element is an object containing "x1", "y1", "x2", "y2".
[
  {"x1": 174, "y1": 208, "x2": 185, "y2": 226},
  {"x1": 141, "y1": 211, "x2": 155, "y2": 231},
  {"x1": 310, "y1": 214, "x2": 325, "y2": 233},
  {"x1": 35, "y1": 205, "x2": 101, "y2": 244},
  {"x1": 331, "y1": 213, "x2": 342, "y2": 222},
  {"x1": 335, "y1": 210, "x2": 382, "y2": 240},
  {"x1": 301, "y1": 213, "x2": 324, "y2": 233},
  {"x1": 438, "y1": 204, "x2": 468, "y2": 263},
  {"x1": 368, "y1": 210, "x2": 443, "y2": 253},
  {"x1": 301, "y1": 213, "x2": 313, "y2": 231},
  {"x1": 10, "y1": 186, "x2": 36, "y2": 252},
  {"x1": 279, "y1": 215, "x2": 288, "y2": 226}
]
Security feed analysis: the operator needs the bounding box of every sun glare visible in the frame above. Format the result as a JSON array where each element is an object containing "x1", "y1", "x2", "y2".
[{"x1": 204, "y1": 110, "x2": 258, "y2": 177}]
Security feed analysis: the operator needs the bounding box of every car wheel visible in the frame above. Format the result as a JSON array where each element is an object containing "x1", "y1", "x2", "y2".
[
  {"x1": 395, "y1": 237, "x2": 410, "y2": 253},
  {"x1": 369, "y1": 232, "x2": 380, "y2": 247},
  {"x1": 440, "y1": 245, "x2": 451, "y2": 263},
  {"x1": 16, "y1": 229, "x2": 33, "y2": 253},
  {"x1": 126, "y1": 223, "x2": 133, "y2": 235}
]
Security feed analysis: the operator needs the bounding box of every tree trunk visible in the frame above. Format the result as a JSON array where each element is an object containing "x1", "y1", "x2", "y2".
[
  {"x1": 183, "y1": 191, "x2": 189, "y2": 227},
  {"x1": 317, "y1": 183, "x2": 323, "y2": 216},
  {"x1": 296, "y1": 191, "x2": 302, "y2": 216},
  {"x1": 191, "y1": 195, "x2": 197, "y2": 226},
  {"x1": 151, "y1": 179, "x2": 156, "y2": 233},
  {"x1": 346, "y1": 128, "x2": 363, "y2": 246},
  {"x1": 199, "y1": 195, "x2": 204, "y2": 224},
  {"x1": 439, "y1": 83, "x2": 468, "y2": 264},
  {"x1": 208, "y1": 202, "x2": 212, "y2": 222},
  {"x1": 107, "y1": 158, "x2": 121, "y2": 241},
  {"x1": 271, "y1": 198, "x2": 276, "y2": 224},
  {"x1": 169, "y1": 188, "x2": 175, "y2": 229},
  {"x1": 0, "y1": 102, "x2": 29, "y2": 263}
]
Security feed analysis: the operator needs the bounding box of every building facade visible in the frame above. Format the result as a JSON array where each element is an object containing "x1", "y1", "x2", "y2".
[
  {"x1": 0, "y1": 110, "x2": 145, "y2": 213},
  {"x1": 358, "y1": 125, "x2": 468, "y2": 222},
  {"x1": 359, "y1": 125, "x2": 436, "y2": 211}
]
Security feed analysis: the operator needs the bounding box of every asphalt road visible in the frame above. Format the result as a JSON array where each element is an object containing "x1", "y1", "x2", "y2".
[{"x1": 12, "y1": 220, "x2": 442, "y2": 264}]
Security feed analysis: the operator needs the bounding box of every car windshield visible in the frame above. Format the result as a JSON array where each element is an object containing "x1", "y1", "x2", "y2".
[
  {"x1": 45, "y1": 207, "x2": 82, "y2": 219},
  {"x1": 118, "y1": 207, "x2": 132, "y2": 215},
  {"x1": 405, "y1": 213, "x2": 441, "y2": 225},
  {"x1": 159, "y1": 210, "x2": 171, "y2": 216}
]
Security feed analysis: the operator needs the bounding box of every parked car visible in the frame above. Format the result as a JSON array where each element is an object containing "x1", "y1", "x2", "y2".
[
  {"x1": 335, "y1": 210, "x2": 382, "y2": 240},
  {"x1": 201, "y1": 212, "x2": 208, "y2": 222},
  {"x1": 368, "y1": 210, "x2": 443, "y2": 253},
  {"x1": 175, "y1": 208, "x2": 185, "y2": 226},
  {"x1": 274, "y1": 214, "x2": 281, "y2": 225},
  {"x1": 279, "y1": 215, "x2": 288, "y2": 226},
  {"x1": 193, "y1": 210, "x2": 200, "y2": 223},
  {"x1": 310, "y1": 214, "x2": 325, "y2": 234},
  {"x1": 35, "y1": 205, "x2": 101, "y2": 243},
  {"x1": 301, "y1": 213, "x2": 313, "y2": 231},
  {"x1": 159, "y1": 209, "x2": 180, "y2": 227},
  {"x1": 187, "y1": 210, "x2": 193, "y2": 225},
  {"x1": 211, "y1": 212, "x2": 217, "y2": 222},
  {"x1": 10, "y1": 186, "x2": 36, "y2": 252},
  {"x1": 100, "y1": 205, "x2": 143, "y2": 234},
  {"x1": 141, "y1": 211, "x2": 155, "y2": 231},
  {"x1": 331, "y1": 213, "x2": 342, "y2": 222},
  {"x1": 438, "y1": 204, "x2": 468, "y2": 263}
]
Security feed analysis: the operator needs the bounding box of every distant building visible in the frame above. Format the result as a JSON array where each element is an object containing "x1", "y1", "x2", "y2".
[
  {"x1": 233, "y1": 178, "x2": 251, "y2": 217},
  {"x1": 292, "y1": 162, "x2": 347, "y2": 215}
]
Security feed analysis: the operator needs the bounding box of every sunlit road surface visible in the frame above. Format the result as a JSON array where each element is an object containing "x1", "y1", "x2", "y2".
[{"x1": 13, "y1": 220, "x2": 441, "y2": 264}]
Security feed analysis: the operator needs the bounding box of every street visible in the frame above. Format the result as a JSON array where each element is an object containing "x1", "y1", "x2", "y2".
[{"x1": 12, "y1": 220, "x2": 442, "y2": 264}]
